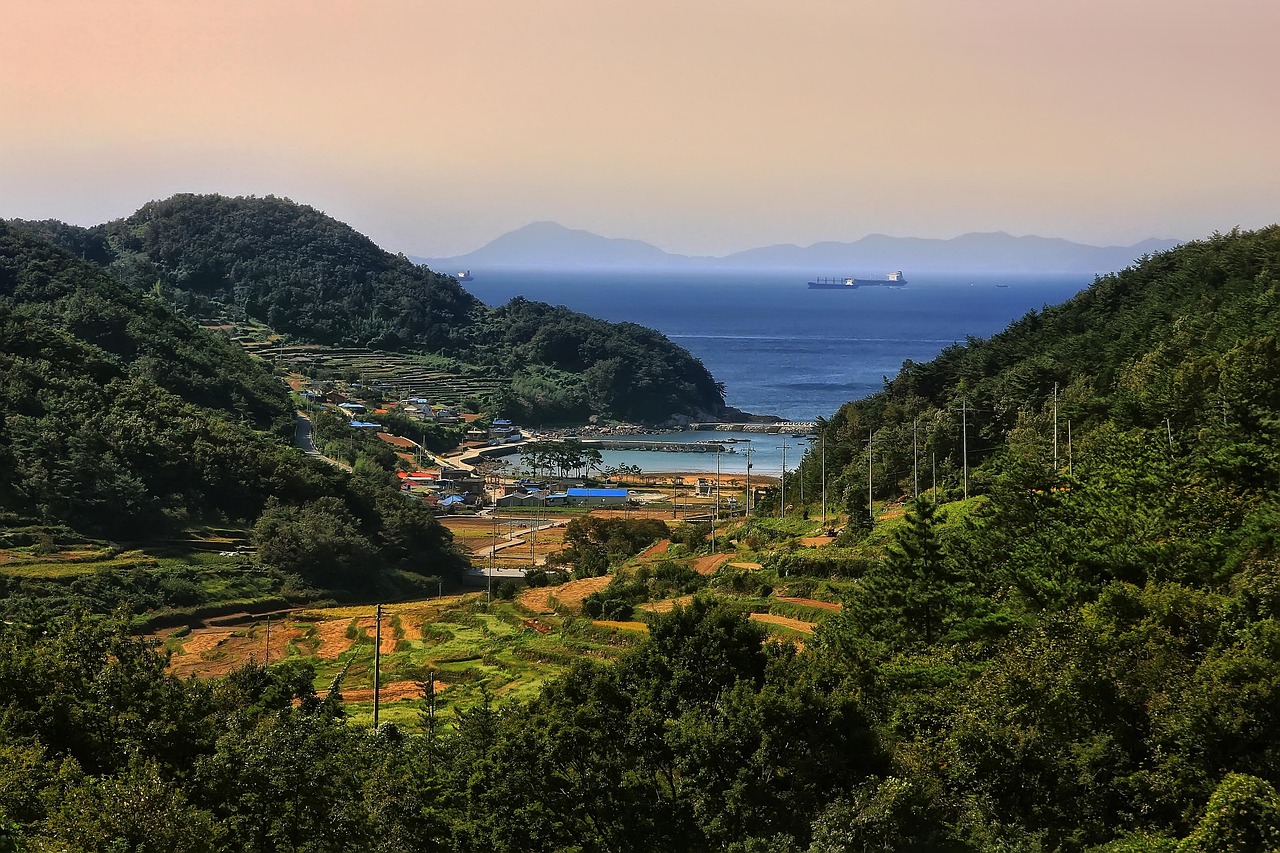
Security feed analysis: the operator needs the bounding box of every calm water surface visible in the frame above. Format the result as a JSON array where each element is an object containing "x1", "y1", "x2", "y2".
[{"x1": 468, "y1": 269, "x2": 1088, "y2": 420}]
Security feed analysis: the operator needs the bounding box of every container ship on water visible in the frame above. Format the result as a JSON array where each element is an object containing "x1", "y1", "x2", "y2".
[{"x1": 807, "y1": 271, "x2": 907, "y2": 289}]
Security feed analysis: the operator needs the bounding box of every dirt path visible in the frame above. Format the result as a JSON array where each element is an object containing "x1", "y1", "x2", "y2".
[
  {"x1": 776, "y1": 596, "x2": 842, "y2": 612},
  {"x1": 749, "y1": 612, "x2": 816, "y2": 634}
]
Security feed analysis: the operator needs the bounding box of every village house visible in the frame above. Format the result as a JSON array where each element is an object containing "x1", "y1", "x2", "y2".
[{"x1": 565, "y1": 488, "x2": 629, "y2": 507}]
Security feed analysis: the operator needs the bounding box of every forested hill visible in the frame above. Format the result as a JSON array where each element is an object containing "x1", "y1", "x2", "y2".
[
  {"x1": 93, "y1": 194, "x2": 479, "y2": 352},
  {"x1": 0, "y1": 223, "x2": 463, "y2": 588},
  {"x1": 77, "y1": 194, "x2": 725, "y2": 423},
  {"x1": 807, "y1": 226, "x2": 1280, "y2": 504}
]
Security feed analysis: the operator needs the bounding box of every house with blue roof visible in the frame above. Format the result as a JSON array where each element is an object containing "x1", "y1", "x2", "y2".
[{"x1": 565, "y1": 488, "x2": 628, "y2": 507}]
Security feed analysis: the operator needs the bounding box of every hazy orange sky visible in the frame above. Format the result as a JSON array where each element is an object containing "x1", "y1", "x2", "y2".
[{"x1": 2, "y1": 1, "x2": 1276, "y2": 256}]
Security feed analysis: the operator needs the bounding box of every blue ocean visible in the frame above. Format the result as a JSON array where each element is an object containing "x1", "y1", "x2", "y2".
[
  {"x1": 467, "y1": 269, "x2": 1089, "y2": 421},
  {"x1": 466, "y1": 269, "x2": 1090, "y2": 476}
]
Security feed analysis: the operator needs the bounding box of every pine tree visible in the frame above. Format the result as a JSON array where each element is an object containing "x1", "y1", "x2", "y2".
[{"x1": 844, "y1": 498, "x2": 960, "y2": 647}]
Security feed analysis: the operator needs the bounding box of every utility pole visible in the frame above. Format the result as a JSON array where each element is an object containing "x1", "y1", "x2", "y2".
[
  {"x1": 912, "y1": 417, "x2": 919, "y2": 498},
  {"x1": 264, "y1": 615, "x2": 271, "y2": 666},
  {"x1": 1067, "y1": 420, "x2": 1073, "y2": 477},
  {"x1": 373, "y1": 603, "x2": 382, "y2": 730},
  {"x1": 1053, "y1": 382, "x2": 1059, "y2": 471},
  {"x1": 820, "y1": 432, "x2": 826, "y2": 528},
  {"x1": 712, "y1": 451, "x2": 721, "y2": 553},
  {"x1": 744, "y1": 442, "x2": 753, "y2": 518},
  {"x1": 488, "y1": 513, "x2": 496, "y2": 603},
  {"x1": 778, "y1": 441, "x2": 789, "y2": 518},
  {"x1": 710, "y1": 480, "x2": 717, "y2": 554},
  {"x1": 962, "y1": 399, "x2": 969, "y2": 501},
  {"x1": 866, "y1": 429, "x2": 875, "y2": 524},
  {"x1": 424, "y1": 669, "x2": 437, "y2": 745},
  {"x1": 932, "y1": 452, "x2": 937, "y2": 501}
]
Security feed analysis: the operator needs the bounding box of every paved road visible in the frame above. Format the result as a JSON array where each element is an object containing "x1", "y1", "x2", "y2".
[
  {"x1": 294, "y1": 413, "x2": 352, "y2": 472},
  {"x1": 474, "y1": 518, "x2": 562, "y2": 563}
]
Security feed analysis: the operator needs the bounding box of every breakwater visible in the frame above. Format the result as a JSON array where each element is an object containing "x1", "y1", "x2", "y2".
[{"x1": 578, "y1": 439, "x2": 735, "y2": 453}]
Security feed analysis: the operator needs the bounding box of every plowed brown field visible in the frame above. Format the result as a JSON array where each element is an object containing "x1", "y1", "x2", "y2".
[
  {"x1": 337, "y1": 680, "x2": 447, "y2": 704},
  {"x1": 517, "y1": 574, "x2": 612, "y2": 612},
  {"x1": 314, "y1": 618, "x2": 359, "y2": 660},
  {"x1": 168, "y1": 626, "x2": 291, "y2": 679},
  {"x1": 639, "y1": 539, "x2": 671, "y2": 559},
  {"x1": 692, "y1": 553, "x2": 733, "y2": 575},
  {"x1": 638, "y1": 595, "x2": 694, "y2": 614}
]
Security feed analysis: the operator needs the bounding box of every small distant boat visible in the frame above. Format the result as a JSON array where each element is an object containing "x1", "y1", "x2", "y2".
[
  {"x1": 995, "y1": 283, "x2": 1010, "y2": 288},
  {"x1": 456, "y1": 270, "x2": 474, "y2": 282},
  {"x1": 807, "y1": 271, "x2": 907, "y2": 289}
]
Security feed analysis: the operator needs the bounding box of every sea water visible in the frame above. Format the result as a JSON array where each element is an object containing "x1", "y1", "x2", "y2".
[{"x1": 465, "y1": 269, "x2": 1090, "y2": 475}]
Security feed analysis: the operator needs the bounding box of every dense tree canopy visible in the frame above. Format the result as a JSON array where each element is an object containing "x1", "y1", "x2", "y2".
[
  {"x1": 0, "y1": 223, "x2": 465, "y2": 595},
  {"x1": 68, "y1": 194, "x2": 726, "y2": 423}
]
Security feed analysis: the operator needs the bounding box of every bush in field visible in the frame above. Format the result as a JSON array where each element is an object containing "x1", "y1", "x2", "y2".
[
  {"x1": 670, "y1": 522, "x2": 710, "y2": 551},
  {"x1": 252, "y1": 498, "x2": 375, "y2": 586},
  {"x1": 549, "y1": 517, "x2": 670, "y2": 577},
  {"x1": 524, "y1": 569, "x2": 568, "y2": 587},
  {"x1": 582, "y1": 561, "x2": 706, "y2": 621}
]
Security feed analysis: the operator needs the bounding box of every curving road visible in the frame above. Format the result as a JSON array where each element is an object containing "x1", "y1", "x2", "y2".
[{"x1": 294, "y1": 412, "x2": 352, "y2": 472}]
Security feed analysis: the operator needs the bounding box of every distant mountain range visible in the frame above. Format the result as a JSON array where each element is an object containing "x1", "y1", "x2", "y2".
[{"x1": 420, "y1": 222, "x2": 1181, "y2": 276}]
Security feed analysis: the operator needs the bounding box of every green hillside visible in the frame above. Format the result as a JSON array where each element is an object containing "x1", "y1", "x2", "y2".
[
  {"x1": 5, "y1": 227, "x2": 1280, "y2": 850},
  {"x1": 77, "y1": 194, "x2": 726, "y2": 424},
  {"x1": 0, "y1": 223, "x2": 464, "y2": 614},
  {"x1": 801, "y1": 226, "x2": 1280, "y2": 509}
]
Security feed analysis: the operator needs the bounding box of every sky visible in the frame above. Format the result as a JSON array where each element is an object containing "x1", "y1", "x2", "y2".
[{"x1": 2, "y1": 0, "x2": 1277, "y2": 258}]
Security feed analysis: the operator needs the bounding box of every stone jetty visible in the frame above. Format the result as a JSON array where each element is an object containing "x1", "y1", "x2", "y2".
[{"x1": 577, "y1": 439, "x2": 735, "y2": 453}]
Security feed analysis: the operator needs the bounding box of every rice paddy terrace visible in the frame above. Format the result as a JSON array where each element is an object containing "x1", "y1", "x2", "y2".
[
  {"x1": 251, "y1": 341, "x2": 508, "y2": 401},
  {"x1": 216, "y1": 320, "x2": 508, "y2": 402}
]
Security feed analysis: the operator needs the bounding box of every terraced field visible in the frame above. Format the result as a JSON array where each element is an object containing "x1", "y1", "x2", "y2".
[
  {"x1": 251, "y1": 342, "x2": 508, "y2": 403},
  {"x1": 158, "y1": 595, "x2": 646, "y2": 727}
]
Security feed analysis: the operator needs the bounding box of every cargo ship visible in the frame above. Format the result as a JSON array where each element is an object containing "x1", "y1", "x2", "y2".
[{"x1": 807, "y1": 271, "x2": 907, "y2": 289}]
